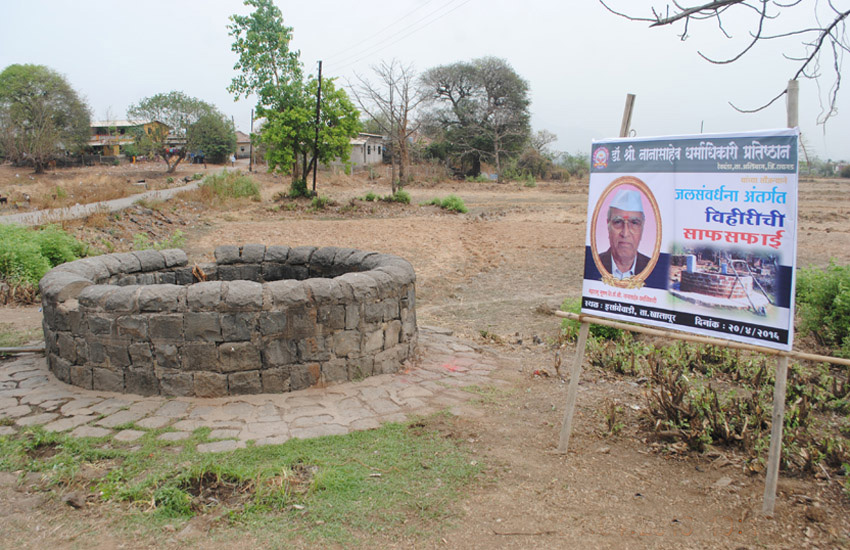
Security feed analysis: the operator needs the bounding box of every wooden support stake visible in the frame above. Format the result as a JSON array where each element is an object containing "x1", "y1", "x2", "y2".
[
  {"x1": 763, "y1": 355, "x2": 789, "y2": 516},
  {"x1": 619, "y1": 94, "x2": 636, "y2": 138},
  {"x1": 557, "y1": 322, "x2": 590, "y2": 453}
]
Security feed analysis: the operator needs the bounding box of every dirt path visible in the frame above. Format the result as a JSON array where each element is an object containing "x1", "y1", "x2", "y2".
[{"x1": 1, "y1": 173, "x2": 849, "y2": 548}]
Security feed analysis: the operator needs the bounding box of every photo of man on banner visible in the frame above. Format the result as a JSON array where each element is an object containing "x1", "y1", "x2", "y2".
[{"x1": 590, "y1": 176, "x2": 662, "y2": 288}]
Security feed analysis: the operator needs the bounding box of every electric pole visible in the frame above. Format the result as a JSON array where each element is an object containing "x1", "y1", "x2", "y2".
[{"x1": 312, "y1": 60, "x2": 323, "y2": 195}]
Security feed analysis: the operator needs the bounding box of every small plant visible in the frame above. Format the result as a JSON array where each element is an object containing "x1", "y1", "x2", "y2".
[
  {"x1": 796, "y1": 261, "x2": 850, "y2": 357},
  {"x1": 425, "y1": 195, "x2": 467, "y2": 213},
  {"x1": 0, "y1": 224, "x2": 88, "y2": 292},
  {"x1": 133, "y1": 230, "x2": 186, "y2": 251},
  {"x1": 166, "y1": 177, "x2": 174, "y2": 184},
  {"x1": 381, "y1": 190, "x2": 411, "y2": 204},
  {"x1": 288, "y1": 178, "x2": 311, "y2": 199},
  {"x1": 465, "y1": 174, "x2": 491, "y2": 183},
  {"x1": 310, "y1": 195, "x2": 333, "y2": 210},
  {"x1": 192, "y1": 173, "x2": 204, "y2": 181},
  {"x1": 199, "y1": 170, "x2": 261, "y2": 202},
  {"x1": 54, "y1": 186, "x2": 68, "y2": 200},
  {"x1": 559, "y1": 298, "x2": 623, "y2": 341},
  {"x1": 604, "y1": 400, "x2": 625, "y2": 436},
  {"x1": 362, "y1": 191, "x2": 378, "y2": 202}
]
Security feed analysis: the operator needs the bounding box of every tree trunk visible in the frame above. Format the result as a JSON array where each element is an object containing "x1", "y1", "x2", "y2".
[
  {"x1": 399, "y1": 140, "x2": 410, "y2": 185},
  {"x1": 471, "y1": 154, "x2": 481, "y2": 177},
  {"x1": 390, "y1": 146, "x2": 397, "y2": 194}
]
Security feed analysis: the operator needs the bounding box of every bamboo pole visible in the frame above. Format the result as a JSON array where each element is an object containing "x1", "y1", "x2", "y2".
[
  {"x1": 763, "y1": 355, "x2": 789, "y2": 517},
  {"x1": 0, "y1": 345, "x2": 45, "y2": 354},
  {"x1": 557, "y1": 322, "x2": 589, "y2": 453},
  {"x1": 553, "y1": 311, "x2": 850, "y2": 367}
]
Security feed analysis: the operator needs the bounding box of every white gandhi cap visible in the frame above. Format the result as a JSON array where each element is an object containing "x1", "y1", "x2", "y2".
[{"x1": 609, "y1": 189, "x2": 644, "y2": 213}]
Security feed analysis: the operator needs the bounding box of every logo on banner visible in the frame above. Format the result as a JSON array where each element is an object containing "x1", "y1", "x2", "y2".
[{"x1": 592, "y1": 147, "x2": 609, "y2": 170}]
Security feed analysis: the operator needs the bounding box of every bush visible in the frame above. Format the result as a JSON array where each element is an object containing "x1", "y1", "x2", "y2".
[
  {"x1": 0, "y1": 224, "x2": 87, "y2": 288},
  {"x1": 382, "y1": 190, "x2": 410, "y2": 204},
  {"x1": 425, "y1": 195, "x2": 467, "y2": 213},
  {"x1": 199, "y1": 170, "x2": 261, "y2": 201},
  {"x1": 310, "y1": 195, "x2": 333, "y2": 210},
  {"x1": 796, "y1": 261, "x2": 850, "y2": 357},
  {"x1": 288, "y1": 178, "x2": 311, "y2": 199},
  {"x1": 841, "y1": 165, "x2": 850, "y2": 178},
  {"x1": 362, "y1": 191, "x2": 378, "y2": 202},
  {"x1": 464, "y1": 174, "x2": 491, "y2": 183}
]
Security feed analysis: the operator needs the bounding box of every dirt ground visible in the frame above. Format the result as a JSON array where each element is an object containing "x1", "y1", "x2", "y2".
[{"x1": 1, "y1": 162, "x2": 849, "y2": 549}]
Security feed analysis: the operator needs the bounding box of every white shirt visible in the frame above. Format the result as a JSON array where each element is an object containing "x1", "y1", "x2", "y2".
[{"x1": 611, "y1": 255, "x2": 637, "y2": 280}]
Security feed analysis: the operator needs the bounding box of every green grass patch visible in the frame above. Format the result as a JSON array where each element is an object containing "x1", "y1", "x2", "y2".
[
  {"x1": 381, "y1": 190, "x2": 411, "y2": 204},
  {"x1": 0, "y1": 224, "x2": 89, "y2": 289},
  {"x1": 199, "y1": 169, "x2": 261, "y2": 201},
  {"x1": 796, "y1": 261, "x2": 850, "y2": 357},
  {"x1": 0, "y1": 417, "x2": 481, "y2": 545},
  {"x1": 132, "y1": 230, "x2": 186, "y2": 251},
  {"x1": 423, "y1": 195, "x2": 467, "y2": 213},
  {"x1": 0, "y1": 323, "x2": 42, "y2": 348}
]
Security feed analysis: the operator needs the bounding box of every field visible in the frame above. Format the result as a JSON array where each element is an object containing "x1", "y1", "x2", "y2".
[{"x1": 0, "y1": 158, "x2": 849, "y2": 549}]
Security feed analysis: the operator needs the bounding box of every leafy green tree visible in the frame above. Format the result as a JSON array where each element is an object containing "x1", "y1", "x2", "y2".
[
  {"x1": 127, "y1": 91, "x2": 218, "y2": 173},
  {"x1": 420, "y1": 57, "x2": 530, "y2": 179},
  {"x1": 0, "y1": 64, "x2": 90, "y2": 173},
  {"x1": 187, "y1": 114, "x2": 236, "y2": 164},
  {"x1": 228, "y1": 0, "x2": 360, "y2": 187}
]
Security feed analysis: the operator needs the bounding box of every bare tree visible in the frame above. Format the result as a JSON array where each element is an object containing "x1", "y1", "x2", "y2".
[
  {"x1": 350, "y1": 60, "x2": 427, "y2": 192},
  {"x1": 600, "y1": 1, "x2": 850, "y2": 124},
  {"x1": 531, "y1": 129, "x2": 558, "y2": 156}
]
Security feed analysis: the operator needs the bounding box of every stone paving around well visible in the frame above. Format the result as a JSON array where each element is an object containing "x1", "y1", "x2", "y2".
[{"x1": 0, "y1": 327, "x2": 507, "y2": 453}]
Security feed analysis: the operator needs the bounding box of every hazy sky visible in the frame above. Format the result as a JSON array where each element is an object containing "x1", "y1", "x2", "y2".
[{"x1": 2, "y1": 1, "x2": 848, "y2": 160}]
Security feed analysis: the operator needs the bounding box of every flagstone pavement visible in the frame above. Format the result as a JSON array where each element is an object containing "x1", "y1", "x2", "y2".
[{"x1": 0, "y1": 327, "x2": 509, "y2": 452}]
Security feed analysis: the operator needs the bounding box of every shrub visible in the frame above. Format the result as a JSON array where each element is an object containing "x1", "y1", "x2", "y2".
[
  {"x1": 133, "y1": 230, "x2": 186, "y2": 251},
  {"x1": 288, "y1": 178, "x2": 311, "y2": 199},
  {"x1": 796, "y1": 261, "x2": 850, "y2": 357},
  {"x1": 382, "y1": 190, "x2": 410, "y2": 204},
  {"x1": 362, "y1": 191, "x2": 378, "y2": 202},
  {"x1": 0, "y1": 224, "x2": 87, "y2": 288},
  {"x1": 425, "y1": 195, "x2": 467, "y2": 213},
  {"x1": 310, "y1": 195, "x2": 332, "y2": 210},
  {"x1": 465, "y1": 174, "x2": 491, "y2": 183},
  {"x1": 841, "y1": 165, "x2": 850, "y2": 178},
  {"x1": 199, "y1": 170, "x2": 261, "y2": 201}
]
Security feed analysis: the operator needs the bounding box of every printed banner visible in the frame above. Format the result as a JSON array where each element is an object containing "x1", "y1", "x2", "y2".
[{"x1": 582, "y1": 128, "x2": 799, "y2": 351}]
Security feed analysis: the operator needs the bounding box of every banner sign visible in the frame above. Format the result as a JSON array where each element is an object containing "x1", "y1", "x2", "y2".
[{"x1": 582, "y1": 129, "x2": 799, "y2": 350}]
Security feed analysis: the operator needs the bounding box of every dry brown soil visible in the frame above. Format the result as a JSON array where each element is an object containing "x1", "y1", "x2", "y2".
[{"x1": 1, "y1": 162, "x2": 849, "y2": 549}]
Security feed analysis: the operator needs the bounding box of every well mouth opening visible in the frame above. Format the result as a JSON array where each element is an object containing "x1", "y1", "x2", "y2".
[{"x1": 40, "y1": 245, "x2": 418, "y2": 397}]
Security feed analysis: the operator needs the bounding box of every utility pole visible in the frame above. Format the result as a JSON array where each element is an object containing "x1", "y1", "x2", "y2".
[
  {"x1": 249, "y1": 109, "x2": 254, "y2": 173},
  {"x1": 312, "y1": 60, "x2": 323, "y2": 195}
]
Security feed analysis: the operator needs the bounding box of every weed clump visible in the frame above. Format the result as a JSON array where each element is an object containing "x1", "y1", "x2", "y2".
[
  {"x1": 0, "y1": 224, "x2": 88, "y2": 295},
  {"x1": 199, "y1": 170, "x2": 261, "y2": 202},
  {"x1": 796, "y1": 261, "x2": 850, "y2": 357},
  {"x1": 424, "y1": 195, "x2": 467, "y2": 213}
]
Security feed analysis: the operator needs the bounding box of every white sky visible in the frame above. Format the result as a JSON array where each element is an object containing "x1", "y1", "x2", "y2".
[{"x1": 2, "y1": 0, "x2": 848, "y2": 161}]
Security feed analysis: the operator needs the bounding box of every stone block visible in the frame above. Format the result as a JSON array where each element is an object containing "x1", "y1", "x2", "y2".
[
  {"x1": 337, "y1": 272, "x2": 379, "y2": 301},
  {"x1": 161, "y1": 248, "x2": 188, "y2": 267},
  {"x1": 384, "y1": 320, "x2": 402, "y2": 347},
  {"x1": 184, "y1": 312, "x2": 221, "y2": 341},
  {"x1": 349, "y1": 356, "x2": 375, "y2": 379},
  {"x1": 333, "y1": 331, "x2": 360, "y2": 358},
  {"x1": 310, "y1": 246, "x2": 339, "y2": 270},
  {"x1": 363, "y1": 328, "x2": 384, "y2": 353},
  {"x1": 219, "y1": 341, "x2": 261, "y2": 373},
  {"x1": 374, "y1": 345, "x2": 404, "y2": 374},
  {"x1": 287, "y1": 246, "x2": 316, "y2": 265},
  {"x1": 258, "y1": 311, "x2": 287, "y2": 336},
  {"x1": 156, "y1": 272, "x2": 177, "y2": 285},
  {"x1": 77, "y1": 285, "x2": 117, "y2": 309},
  {"x1": 241, "y1": 244, "x2": 266, "y2": 263},
  {"x1": 87, "y1": 315, "x2": 113, "y2": 335},
  {"x1": 287, "y1": 307, "x2": 317, "y2": 339},
  {"x1": 129, "y1": 343, "x2": 155, "y2": 367},
  {"x1": 267, "y1": 279, "x2": 309, "y2": 306},
  {"x1": 125, "y1": 368, "x2": 159, "y2": 396},
  {"x1": 228, "y1": 370, "x2": 262, "y2": 394},
  {"x1": 74, "y1": 337, "x2": 89, "y2": 363},
  {"x1": 133, "y1": 249, "x2": 166, "y2": 272},
  {"x1": 57, "y1": 332, "x2": 77, "y2": 363},
  {"x1": 104, "y1": 285, "x2": 141, "y2": 313},
  {"x1": 215, "y1": 245, "x2": 241, "y2": 265},
  {"x1": 318, "y1": 305, "x2": 345, "y2": 330},
  {"x1": 87, "y1": 341, "x2": 107, "y2": 364},
  {"x1": 97, "y1": 253, "x2": 123, "y2": 276},
  {"x1": 365, "y1": 302, "x2": 384, "y2": 323},
  {"x1": 49, "y1": 355, "x2": 71, "y2": 383},
  {"x1": 116, "y1": 315, "x2": 148, "y2": 339},
  {"x1": 194, "y1": 372, "x2": 228, "y2": 397},
  {"x1": 153, "y1": 343, "x2": 179, "y2": 370},
  {"x1": 105, "y1": 343, "x2": 131, "y2": 368},
  {"x1": 70, "y1": 365, "x2": 93, "y2": 389},
  {"x1": 139, "y1": 284, "x2": 184, "y2": 312},
  {"x1": 40, "y1": 271, "x2": 93, "y2": 304},
  {"x1": 262, "y1": 339, "x2": 295, "y2": 368},
  {"x1": 149, "y1": 314, "x2": 183, "y2": 340},
  {"x1": 261, "y1": 262, "x2": 286, "y2": 282},
  {"x1": 345, "y1": 304, "x2": 361, "y2": 330},
  {"x1": 92, "y1": 367, "x2": 124, "y2": 392},
  {"x1": 296, "y1": 336, "x2": 330, "y2": 362},
  {"x1": 221, "y1": 313, "x2": 255, "y2": 341},
  {"x1": 304, "y1": 278, "x2": 336, "y2": 305},
  {"x1": 181, "y1": 342, "x2": 217, "y2": 371},
  {"x1": 159, "y1": 372, "x2": 193, "y2": 396},
  {"x1": 321, "y1": 358, "x2": 348, "y2": 383},
  {"x1": 187, "y1": 281, "x2": 223, "y2": 311},
  {"x1": 224, "y1": 280, "x2": 263, "y2": 310},
  {"x1": 218, "y1": 264, "x2": 260, "y2": 281},
  {"x1": 264, "y1": 245, "x2": 290, "y2": 263},
  {"x1": 289, "y1": 363, "x2": 320, "y2": 391},
  {"x1": 261, "y1": 367, "x2": 290, "y2": 393},
  {"x1": 112, "y1": 252, "x2": 143, "y2": 273}
]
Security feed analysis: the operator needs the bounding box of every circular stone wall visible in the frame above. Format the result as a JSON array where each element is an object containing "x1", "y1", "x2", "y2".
[{"x1": 39, "y1": 245, "x2": 417, "y2": 397}]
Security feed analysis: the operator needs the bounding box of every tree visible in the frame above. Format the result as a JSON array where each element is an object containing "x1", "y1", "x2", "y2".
[
  {"x1": 228, "y1": 0, "x2": 360, "y2": 187},
  {"x1": 127, "y1": 91, "x2": 219, "y2": 173},
  {"x1": 420, "y1": 57, "x2": 530, "y2": 179},
  {"x1": 187, "y1": 113, "x2": 237, "y2": 164},
  {"x1": 531, "y1": 129, "x2": 558, "y2": 156},
  {"x1": 600, "y1": 1, "x2": 850, "y2": 124},
  {"x1": 0, "y1": 64, "x2": 90, "y2": 173},
  {"x1": 350, "y1": 60, "x2": 427, "y2": 192}
]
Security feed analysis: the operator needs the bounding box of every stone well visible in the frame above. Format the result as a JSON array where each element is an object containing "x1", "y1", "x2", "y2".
[
  {"x1": 680, "y1": 270, "x2": 753, "y2": 300},
  {"x1": 39, "y1": 245, "x2": 417, "y2": 397}
]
